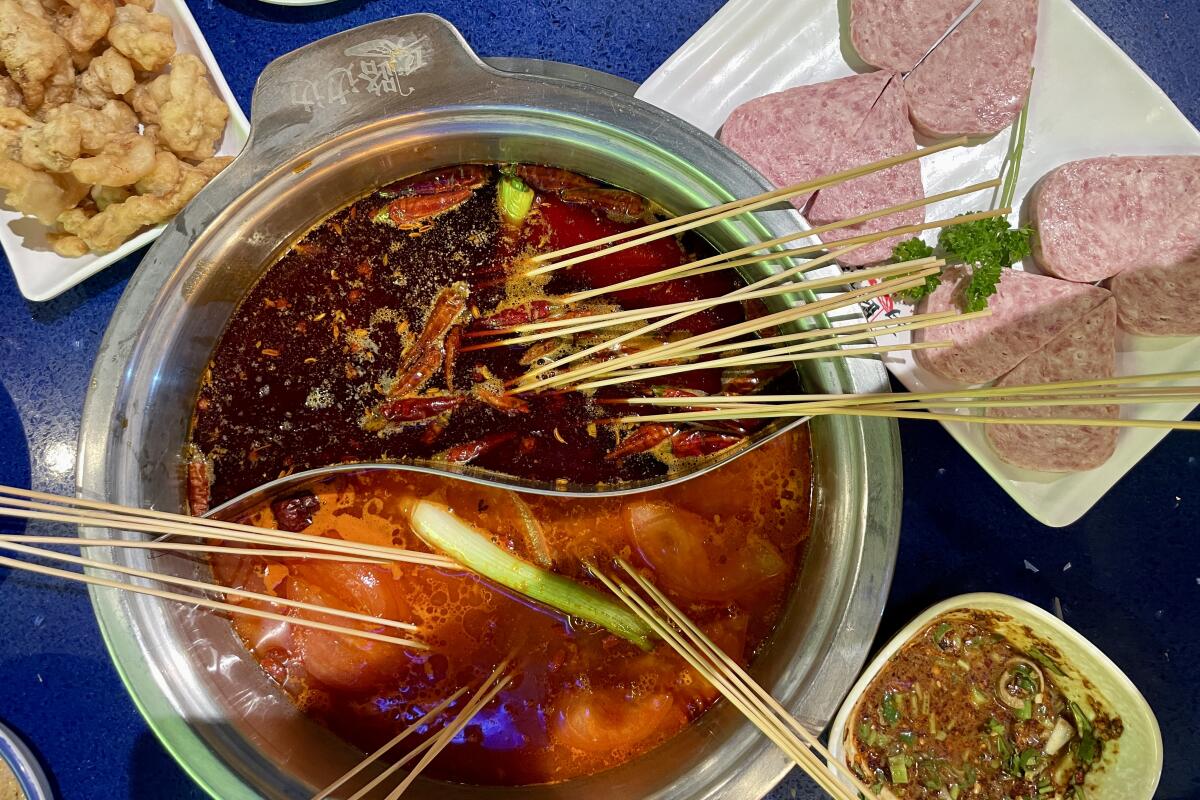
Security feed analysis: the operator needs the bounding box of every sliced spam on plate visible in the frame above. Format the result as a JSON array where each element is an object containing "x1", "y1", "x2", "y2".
[
  {"x1": 718, "y1": 0, "x2": 1040, "y2": 270},
  {"x1": 1032, "y1": 155, "x2": 1200, "y2": 337},
  {"x1": 718, "y1": 71, "x2": 924, "y2": 267},
  {"x1": 903, "y1": 0, "x2": 1039, "y2": 139},
  {"x1": 848, "y1": 0, "x2": 976, "y2": 73},
  {"x1": 913, "y1": 267, "x2": 1117, "y2": 473},
  {"x1": 985, "y1": 299, "x2": 1118, "y2": 472}
]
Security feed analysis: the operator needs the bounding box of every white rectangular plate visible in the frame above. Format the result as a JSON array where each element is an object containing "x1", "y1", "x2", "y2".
[
  {"x1": 636, "y1": 0, "x2": 1200, "y2": 527},
  {"x1": 0, "y1": 0, "x2": 250, "y2": 302}
]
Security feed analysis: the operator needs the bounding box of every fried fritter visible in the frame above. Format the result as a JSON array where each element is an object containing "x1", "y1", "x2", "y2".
[
  {"x1": 54, "y1": 0, "x2": 115, "y2": 54},
  {"x1": 58, "y1": 154, "x2": 229, "y2": 251},
  {"x1": 128, "y1": 53, "x2": 227, "y2": 160},
  {"x1": 0, "y1": 0, "x2": 71, "y2": 110},
  {"x1": 0, "y1": 156, "x2": 76, "y2": 223},
  {"x1": 0, "y1": 105, "x2": 35, "y2": 159},
  {"x1": 0, "y1": 0, "x2": 230, "y2": 256},
  {"x1": 0, "y1": 74, "x2": 22, "y2": 106},
  {"x1": 106, "y1": 4, "x2": 173, "y2": 71},
  {"x1": 69, "y1": 130, "x2": 155, "y2": 185},
  {"x1": 19, "y1": 108, "x2": 82, "y2": 170},
  {"x1": 48, "y1": 232, "x2": 89, "y2": 257},
  {"x1": 75, "y1": 46, "x2": 134, "y2": 107}
]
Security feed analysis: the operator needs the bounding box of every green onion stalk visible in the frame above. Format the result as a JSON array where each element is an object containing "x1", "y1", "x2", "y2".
[
  {"x1": 497, "y1": 174, "x2": 535, "y2": 226},
  {"x1": 406, "y1": 499, "x2": 654, "y2": 650}
]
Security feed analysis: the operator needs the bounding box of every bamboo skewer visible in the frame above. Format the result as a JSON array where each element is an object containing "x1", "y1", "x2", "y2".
[
  {"x1": 0, "y1": 552, "x2": 428, "y2": 649},
  {"x1": 808, "y1": 407, "x2": 1200, "y2": 431},
  {"x1": 0, "y1": 533, "x2": 389, "y2": 565},
  {"x1": 615, "y1": 559, "x2": 874, "y2": 799},
  {"x1": 613, "y1": 372, "x2": 1200, "y2": 406},
  {"x1": 513, "y1": 268, "x2": 939, "y2": 393},
  {"x1": 525, "y1": 136, "x2": 970, "y2": 270},
  {"x1": 0, "y1": 539, "x2": 418, "y2": 632},
  {"x1": 600, "y1": 372, "x2": 1200, "y2": 431},
  {"x1": 584, "y1": 309, "x2": 987, "y2": 381},
  {"x1": 0, "y1": 487, "x2": 459, "y2": 570},
  {"x1": 616, "y1": 404, "x2": 1200, "y2": 432},
  {"x1": 678, "y1": 309, "x2": 974, "y2": 359},
  {"x1": 588, "y1": 561, "x2": 868, "y2": 800},
  {"x1": 560, "y1": 205, "x2": 1008, "y2": 305},
  {"x1": 575, "y1": 341, "x2": 949, "y2": 391},
  {"x1": 0, "y1": 503, "x2": 454, "y2": 570},
  {"x1": 512, "y1": 244, "x2": 877, "y2": 382},
  {"x1": 471, "y1": 256, "x2": 941, "y2": 350},
  {"x1": 561, "y1": 237, "x2": 866, "y2": 305},
  {"x1": 374, "y1": 660, "x2": 514, "y2": 800},
  {"x1": 535, "y1": 176, "x2": 984, "y2": 286},
  {"x1": 610, "y1": 370, "x2": 1200, "y2": 407},
  {"x1": 621, "y1": 392, "x2": 1200, "y2": 417},
  {"x1": 311, "y1": 685, "x2": 470, "y2": 800}
]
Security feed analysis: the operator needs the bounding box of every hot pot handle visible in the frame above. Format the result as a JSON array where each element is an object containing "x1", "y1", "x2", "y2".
[{"x1": 243, "y1": 14, "x2": 501, "y2": 165}]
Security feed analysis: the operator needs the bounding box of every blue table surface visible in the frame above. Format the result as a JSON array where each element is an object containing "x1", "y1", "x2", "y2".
[{"x1": 1, "y1": 1, "x2": 1198, "y2": 798}]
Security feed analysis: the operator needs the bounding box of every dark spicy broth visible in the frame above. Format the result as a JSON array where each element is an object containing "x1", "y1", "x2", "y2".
[
  {"x1": 211, "y1": 430, "x2": 813, "y2": 785},
  {"x1": 848, "y1": 610, "x2": 1122, "y2": 800},
  {"x1": 190, "y1": 163, "x2": 795, "y2": 507}
]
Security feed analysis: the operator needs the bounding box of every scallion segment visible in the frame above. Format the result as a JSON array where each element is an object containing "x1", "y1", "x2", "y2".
[
  {"x1": 407, "y1": 499, "x2": 654, "y2": 650},
  {"x1": 497, "y1": 174, "x2": 535, "y2": 225}
]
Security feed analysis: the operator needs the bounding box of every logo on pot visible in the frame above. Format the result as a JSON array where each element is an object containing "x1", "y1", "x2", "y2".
[{"x1": 289, "y1": 34, "x2": 431, "y2": 111}]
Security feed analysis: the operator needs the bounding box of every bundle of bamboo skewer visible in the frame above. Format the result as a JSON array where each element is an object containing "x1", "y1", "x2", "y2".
[
  {"x1": 0, "y1": 485, "x2": 456, "y2": 650},
  {"x1": 0, "y1": 482, "x2": 872, "y2": 800},
  {"x1": 590, "y1": 558, "x2": 871, "y2": 800},
  {"x1": 600, "y1": 371, "x2": 1200, "y2": 432},
  {"x1": 446, "y1": 137, "x2": 1199, "y2": 436}
]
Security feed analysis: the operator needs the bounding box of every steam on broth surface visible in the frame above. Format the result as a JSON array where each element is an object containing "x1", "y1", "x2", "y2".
[{"x1": 192, "y1": 163, "x2": 816, "y2": 785}]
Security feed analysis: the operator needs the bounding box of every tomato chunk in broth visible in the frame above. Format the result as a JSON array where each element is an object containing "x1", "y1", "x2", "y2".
[{"x1": 210, "y1": 429, "x2": 812, "y2": 785}]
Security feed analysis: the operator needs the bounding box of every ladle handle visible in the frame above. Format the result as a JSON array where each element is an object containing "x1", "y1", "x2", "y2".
[{"x1": 245, "y1": 14, "x2": 498, "y2": 161}]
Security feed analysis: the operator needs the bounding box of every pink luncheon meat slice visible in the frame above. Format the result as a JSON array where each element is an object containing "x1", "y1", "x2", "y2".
[
  {"x1": 905, "y1": 0, "x2": 1039, "y2": 139},
  {"x1": 719, "y1": 71, "x2": 924, "y2": 266},
  {"x1": 986, "y1": 299, "x2": 1118, "y2": 472},
  {"x1": 850, "y1": 0, "x2": 975, "y2": 72},
  {"x1": 912, "y1": 266, "x2": 1111, "y2": 384}
]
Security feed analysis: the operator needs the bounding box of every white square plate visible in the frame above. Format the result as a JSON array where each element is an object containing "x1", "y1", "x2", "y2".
[
  {"x1": 0, "y1": 0, "x2": 250, "y2": 302},
  {"x1": 636, "y1": 0, "x2": 1200, "y2": 526}
]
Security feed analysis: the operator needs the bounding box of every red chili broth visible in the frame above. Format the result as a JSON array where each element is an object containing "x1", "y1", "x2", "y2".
[{"x1": 211, "y1": 429, "x2": 812, "y2": 786}]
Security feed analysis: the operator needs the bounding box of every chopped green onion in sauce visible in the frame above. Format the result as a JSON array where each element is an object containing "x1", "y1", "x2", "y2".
[{"x1": 847, "y1": 610, "x2": 1122, "y2": 799}]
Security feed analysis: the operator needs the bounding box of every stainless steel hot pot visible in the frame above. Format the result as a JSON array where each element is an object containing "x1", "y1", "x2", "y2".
[{"x1": 77, "y1": 15, "x2": 901, "y2": 799}]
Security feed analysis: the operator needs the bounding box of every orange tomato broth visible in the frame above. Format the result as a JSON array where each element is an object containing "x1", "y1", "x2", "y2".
[{"x1": 210, "y1": 427, "x2": 812, "y2": 785}]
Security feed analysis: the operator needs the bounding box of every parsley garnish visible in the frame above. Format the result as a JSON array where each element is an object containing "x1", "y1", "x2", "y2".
[
  {"x1": 890, "y1": 81, "x2": 1035, "y2": 311},
  {"x1": 893, "y1": 238, "x2": 939, "y2": 303},
  {"x1": 940, "y1": 216, "x2": 1033, "y2": 312},
  {"x1": 889, "y1": 218, "x2": 1032, "y2": 311}
]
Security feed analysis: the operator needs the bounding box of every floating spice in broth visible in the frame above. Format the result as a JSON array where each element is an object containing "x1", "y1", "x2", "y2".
[
  {"x1": 210, "y1": 431, "x2": 813, "y2": 786},
  {"x1": 188, "y1": 163, "x2": 799, "y2": 506}
]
